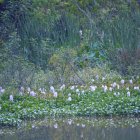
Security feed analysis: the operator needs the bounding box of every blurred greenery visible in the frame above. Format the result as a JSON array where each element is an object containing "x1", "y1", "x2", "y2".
[{"x1": 0, "y1": 0, "x2": 140, "y2": 88}]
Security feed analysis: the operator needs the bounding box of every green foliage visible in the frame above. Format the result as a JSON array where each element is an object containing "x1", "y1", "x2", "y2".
[{"x1": 0, "y1": 0, "x2": 140, "y2": 87}]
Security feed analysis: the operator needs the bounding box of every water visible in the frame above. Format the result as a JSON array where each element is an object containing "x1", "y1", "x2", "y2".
[{"x1": 1, "y1": 117, "x2": 140, "y2": 140}]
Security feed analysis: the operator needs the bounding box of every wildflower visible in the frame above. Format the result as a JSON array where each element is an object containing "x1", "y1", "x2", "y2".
[
  {"x1": 54, "y1": 123, "x2": 58, "y2": 129},
  {"x1": 91, "y1": 79, "x2": 95, "y2": 82},
  {"x1": 102, "y1": 85, "x2": 105, "y2": 88},
  {"x1": 112, "y1": 82, "x2": 117, "y2": 88},
  {"x1": 103, "y1": 85, "x2": 108, "y2": 92},
  {"x1": 81, "y1": 124, "x2": 85, "y2": 128},
  {"x1": 76, "y1": 89, "x2": 80, "y2": 93},
  {"x1": 121, "y1": 79, "x2": 125, "y2": 84},
  {"x1": 39, "y1": 88, "x2": 46, "y2": 94},
  {"x1": 0, "y1": 87, "x2": 5, "y2": 94},
  {"x1": 127, "y1": 91, "x2": 130, "y2": 97},
  {"x1": 60, "y1": 84, "x2": 65, "y2": 90},
  {"x1": 95, "y1": 75, "x2": 99, "y2": 80},
  {"x1": 109, "y1": 87, "x2": 113, "y2": 91},
  {"x1": 50, "y1": 86, "x2": 55, "y2": 93},
  {"x1": 102, "y1": 77, "x2": 105, "y2": 81},
  {"x1": 129, "y1": 79, "x2": 133, "y2": 84},
  {"x1": 67, "y1": 119, "x2": 72, "y2": 125},
  {"x1": 79, "y1": 30, "x2": 83, "y2": 36},
  {"x1": 32, "y1": 125, "x2": 35, "y2": 128},
  {"x1": 134, "y1": 86, "x2": 139, "y2": 90},
  {"x1": 27, "y1": 87, "x2": 31, "y2": 93},
  {"x1": 114, "y1": 92, "x2": 120, "y2": 96},
  {"x1": 68, "y1": 93, "x2": 71, "y2": 96},
  {"x1": 77, "y1": 123, "x2": 80, "y2": 126},
  {"x1": 114, "y1": 92, "x2": 117, "y2": 96},
  {"x1": 30, "y1": 91, "x2": 36, "y2": 97},
  {"x1": 53, "y1": 91, "x2": 58, "y2": 97},
  {"x1": 0, "y1": 88, "x2": 5, "y2": 93},
  {"x1": 90, "y1": 86, "x2": 97, "y2": 92},
  {"x1": 68, "y1": 96, "x2": 72, "y2": 101},
  {"x1": 70, "y1": 86, "x2": 75, "y2": 90},
  {"x1": 126, "y1": 87, "x2": 129, "y2": 91},
  {"x1": 9, "y1": 95, "x2": 13, "y2": 102},
  {"x1": 81, "y1": 90, "x2": 85, "y2": 94}
]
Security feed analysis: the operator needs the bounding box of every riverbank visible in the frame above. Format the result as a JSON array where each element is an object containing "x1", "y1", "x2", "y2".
[{"x1": 1, "y1": 79, "x2": 140, "y2": 126}]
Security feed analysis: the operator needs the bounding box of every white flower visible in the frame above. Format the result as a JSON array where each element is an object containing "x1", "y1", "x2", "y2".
[
  {"x1": 79, "y1": 30, "x2": 83, "y2": 36},
  {"x1": 77, "y1": 123, "x2": 80, "y2": 126},
  {"x1": 90, "y1": 86, "x2": 96, "y2": 92},
  {"x1": 54, "y1": 123, "x2": 58, "y2": 129},
  {"x1": 53, "y1": 91, "x2": 58, "y2": 97},
  {"x1": 129, "y1": 79, "x2": 133, "y2": 84},
  {"x1": 103, "y1": 85, "x2": 108, "y2": 92},
  {"x1": 0, "y1": 87, "x2": 5, "y2": 94},
  {"x1": 126, "y1": 87, "x2": 129, "y2": 91},
  {"x1": 70, "y1": 86, "x2": 75, "y2": 90},
  {"x1": 0, "y1": 89, "x2": 5, "y2": 93},
  {"x1": 27, "y1": 87, "x2": 31, "y2": 93},
  {"x1": 39, "y1": 88, "x2": 46, "y2": 94},
  {"x1": 91, "y1": 79, "x2": 95, "y2": 82},
  {"x1": 81, "y1": 90, "x2": 85, "y2": 94},
  {"x1": 109, "y1": 87, "x2": 113, "y2": 91},
  {"x1": 60, "y1": 84, "x2": 65, "y2": 90},
  {"x1": 30, "y1": 91, "x2": 36, "y2": 97},
  {"x1": 68, "y1": 119, "x2": 72, "y2": 125},
  {"x1": 114, "y1": 92, "x2": 120, "y2": 96},
  {"x1": 127, "y1": 91, "x2": 130, "y2": 97},
  {"x1": 134, "y1": 86, "x2": 139, "y2": 90},
  {"x1": 9, "y1": 95, "x2": 13, "y2": 102},
  {"x1": 68, "y1": 96, "x2": 72, "y2": 101},
  {"x1": 32, "y1": 125, "x2": 35, "y2": 128},
  {"x1": 76, "y1": 89, "x2": 80, "y2": 93},
  {"x1": 102, "y1": 77, "x2": 105, "y2": 81},
  {"x1": 81, "y1": 124, "x2": 85, "y2": 128},
  {"x1": 112, "y1": 82, "x2": 117, "y2": 88},
  {"x1": 20, "y1": 87, "x2": 24, "y2": 92},
  {"x1": 121, "y1": 79, "x2": 125, "y2": 84},
  {"x1": 50, "y1": 86, "x2": 55, "y2": 93}
]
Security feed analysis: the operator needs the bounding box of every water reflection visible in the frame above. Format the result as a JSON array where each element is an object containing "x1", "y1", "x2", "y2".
[{"x1": 1, "y1": 117, "x2": 140, "y2": 140}]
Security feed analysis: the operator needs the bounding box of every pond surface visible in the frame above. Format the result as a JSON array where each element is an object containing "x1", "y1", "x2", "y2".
[{"x1": 1, "y1": 116, "x2": 140, "y2": 140}]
